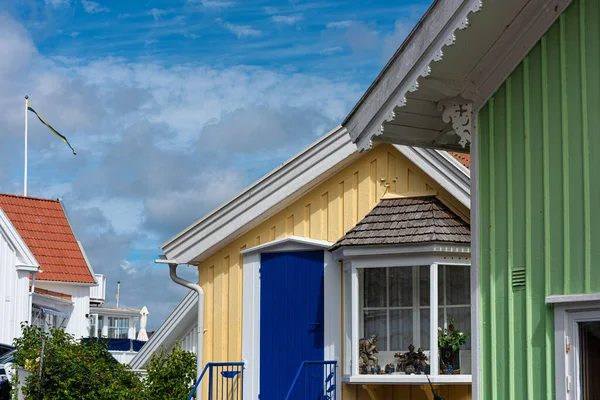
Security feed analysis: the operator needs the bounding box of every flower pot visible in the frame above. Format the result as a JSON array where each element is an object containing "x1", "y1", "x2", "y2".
[{"x1": 440, "y1": 348, "x2": 460, "y2": 374}]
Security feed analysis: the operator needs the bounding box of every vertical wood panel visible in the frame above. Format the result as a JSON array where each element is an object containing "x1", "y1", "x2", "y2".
[
  {"x1": 369, "y1": 160, "x2": 377, "y2": 208},
  {"x1": 304, "y1": 204, "x2": 311, "y2": 237},
  {"x1": 478, "y1": 1, "x2": 600, "y2": 398},
  {"x1": 321, "y1": 192, "x2": 329, "y2": 241}
]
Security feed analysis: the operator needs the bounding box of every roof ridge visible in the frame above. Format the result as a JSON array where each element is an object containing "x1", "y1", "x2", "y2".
[{"x1": 0, "y1": 193, "x2": 60, "y2": 203}]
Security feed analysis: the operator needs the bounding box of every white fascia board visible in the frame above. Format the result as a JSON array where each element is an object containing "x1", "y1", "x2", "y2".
[
  {"x1": 129, "y1": 291, "x2": 198, "y2": 369},
  {"x1": 161, "y1": 125, "x2": 358, "y2": 264},
  {"x1": 241, "y1": 236, "x2": 334, "y2": 255},
  {"x1": 0, "y1": 208, "x2": 39, "y2": 269},
  {"x1": 332, "y1": 242, "x2": 471, "y2": 260},
  {"x1": 343, "y1": 0, "x2": 483, "y2": 151},
  {"x1": 394, "y1": 145, "x2": 470, "y2": 209}
]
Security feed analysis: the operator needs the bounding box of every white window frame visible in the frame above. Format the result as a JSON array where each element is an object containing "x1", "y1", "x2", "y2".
[
  {"x1": 107, "y1": 317, "x2": 130, "y2": 339},
  {"x1": 548, "y1": 293, "x2": 600, "y2": 400},
  {"x1": 334, "y1": 243, "x2": 472, "y2": 385}
]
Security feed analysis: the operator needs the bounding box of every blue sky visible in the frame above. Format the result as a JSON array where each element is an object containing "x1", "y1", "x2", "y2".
[{"x1": 0, "y1": 0, "x2": 430, "y2": 329}]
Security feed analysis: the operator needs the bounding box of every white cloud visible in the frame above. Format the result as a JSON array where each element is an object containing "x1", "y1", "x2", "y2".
[
  {"x1": 45, "y1": 0, "x2": 70, "y2": 7},
  {"x1": 70, "y1": 31, "x2": 80, "y2": 37},
  {"x1": 272, "y1": 15, "x2": 303, "y2": 25},
  {"x1": 382, "y1": 17, "x2": 414, "y2": 61},
  {"x1": 264, "y1": 6, "x2": 278, "y2": 14},
  {"x1": 149, "y1": 8, "x2": 167, "y2": 20},
  {"x1": 320, "y1": 46, "x2": 343, "y2": 55},
  {"x1": 189, "y1": 0, "x2": 234, "y2": 8},
  {"x1": 326, "y1": 20, "x2": 353, "y2": 29},
  {"x1": 120, "y1": 259, "x2": 137, "y2": 275},
  {"x1": 0, "y1": 12, "x2": 362, "y2": 330},
  {"x1": 81, "y1": 0, "x2": 110, "y2": 13},
  {"x1": 222, "y1": 22, "x2": 261, "y2": 38}
]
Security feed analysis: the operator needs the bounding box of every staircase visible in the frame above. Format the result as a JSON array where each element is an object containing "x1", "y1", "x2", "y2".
[{"x1": 187, "y1": 362, "x2": 244, "y2": 400}]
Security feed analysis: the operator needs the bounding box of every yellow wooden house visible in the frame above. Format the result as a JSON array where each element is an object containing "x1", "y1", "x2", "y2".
[{"x1": 132, "y1": 126, "x2": 472, "y2": 399}]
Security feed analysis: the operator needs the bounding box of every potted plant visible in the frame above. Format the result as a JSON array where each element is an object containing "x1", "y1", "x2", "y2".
[{"x1": 437, "y1": 318, "x2": 469, "y2": 374}]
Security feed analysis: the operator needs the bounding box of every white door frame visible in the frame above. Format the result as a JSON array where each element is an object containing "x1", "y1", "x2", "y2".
[
  {"x1": 550, "y1": 295, "x2": 600, "y2": 400},
  {"x1": 241, "y1": 236, "x2": 341, "y2": 400}
]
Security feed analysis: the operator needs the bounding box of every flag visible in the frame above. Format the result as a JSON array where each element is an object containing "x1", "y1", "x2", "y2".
[{"x1": 27, "y1": 103, "x2": 77, "y2": 155}]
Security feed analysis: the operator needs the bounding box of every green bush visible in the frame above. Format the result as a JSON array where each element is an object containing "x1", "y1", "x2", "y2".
[
  {"x1": 12, "y1": 323, "x2": 144, "y2": 400},
  {"x1": 143, "y1": 342, "x2": 197, "y2": 400}
]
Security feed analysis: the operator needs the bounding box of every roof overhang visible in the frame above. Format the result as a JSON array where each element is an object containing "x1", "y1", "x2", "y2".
[{"x1": 343, "y1": 0, "x2": 573, "y2": 151}]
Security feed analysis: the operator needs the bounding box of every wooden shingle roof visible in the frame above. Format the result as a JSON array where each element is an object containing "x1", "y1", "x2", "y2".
[{"x1": 331, "y1": 196, "x2": 470, "y2": 250}]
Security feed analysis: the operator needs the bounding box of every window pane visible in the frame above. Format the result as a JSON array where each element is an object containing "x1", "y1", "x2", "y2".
[
  {"x1": 420, "y1": 308, "x2": 430, "y2": 351},
  {"x1": 390, "y1": 309, "x2": 412, "y2": 352},
  {"x1": 364, "y1": 269, "x2": 387, "y2": 308},
  {"x1": 445, "y1": 265, "x2": 470, "y2": 305},
  {"x1": 390, "y1": 267, "x2": 412, "y2": 307},
  {"x1": 579, "y1": 321, "x2": 600, "y2": 397},
  {"x1": 420, "y1": 266, "x2": 430, "y2": 306},
  {"x1": 364, "y1": 310, "x2": 387, "y2": 351}
]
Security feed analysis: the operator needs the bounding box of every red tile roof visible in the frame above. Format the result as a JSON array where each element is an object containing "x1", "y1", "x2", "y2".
[
  {"x1": 448, "y1": 152, "x2": 470, "y2": 169},
  {"x1": 0, "y1": 194, "x2": 95, "y2": 284}
]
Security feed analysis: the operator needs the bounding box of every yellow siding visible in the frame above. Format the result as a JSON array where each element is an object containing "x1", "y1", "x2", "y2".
[{"x1": 196, "y1": 144, "x2": 470, "y2": 399}]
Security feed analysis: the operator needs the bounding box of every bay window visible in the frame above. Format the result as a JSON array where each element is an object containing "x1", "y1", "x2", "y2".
[{"x1": 338, "y1": 245, "x2": 472, "y2": 384}]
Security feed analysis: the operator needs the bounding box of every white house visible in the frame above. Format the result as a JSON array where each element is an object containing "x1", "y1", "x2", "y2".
[{"x1": 0, "y1": 194, "x2": 96, "y2": 345}]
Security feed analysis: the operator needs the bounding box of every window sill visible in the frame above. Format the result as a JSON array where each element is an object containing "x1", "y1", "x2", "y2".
[{"x1": 342, "y1": 374, "x2": 472, "y2": 385}]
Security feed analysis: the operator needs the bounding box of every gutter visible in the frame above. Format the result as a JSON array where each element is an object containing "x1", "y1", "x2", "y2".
[{"x1": 155, "y1": 258, "x2": 203, "y2": 400}]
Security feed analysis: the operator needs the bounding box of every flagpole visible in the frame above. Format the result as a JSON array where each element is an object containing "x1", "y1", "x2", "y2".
[
  {"x1": 24, "y1": 95, "x2": 28, "y2": 196},
  {"x1": 116, "y1": 281, "x2": 121, "y2": 308}
]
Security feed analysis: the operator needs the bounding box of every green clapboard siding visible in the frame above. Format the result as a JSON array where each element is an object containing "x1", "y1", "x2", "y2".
[{"x1": 478, "y1": 0, "x2": 600, "y2": 398}]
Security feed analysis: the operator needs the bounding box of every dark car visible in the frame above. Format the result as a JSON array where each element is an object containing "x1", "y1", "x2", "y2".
[
  {"x1": 0, "y1": 345, "x2": 13, "y2": 358},
  {"x1": 0, "y1": 348, "x2": 16, "y2": 400}
]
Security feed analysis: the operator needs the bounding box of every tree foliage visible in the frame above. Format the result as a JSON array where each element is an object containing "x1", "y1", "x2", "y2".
[
  {"x1": 143, "y1": 342, "x2": 197, "y2": 400},
  {"x1": 12, "y1": 323, "x2": 143, "y2": 400},
  {"x1": 11, "y1": 325, "x2": 197, "y2": 400}
]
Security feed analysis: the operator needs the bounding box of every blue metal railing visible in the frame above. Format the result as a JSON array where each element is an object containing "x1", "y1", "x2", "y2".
[
  {"x1": 284, "y1": 360, "x2": 337, "y2": 400},
  {"x1": 187, "y1": 362, "x2": 244, "y2": 400}
]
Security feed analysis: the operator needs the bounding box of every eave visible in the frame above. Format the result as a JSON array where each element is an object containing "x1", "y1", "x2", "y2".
[{"x1": 343, "y1": 0, "x2": 573, "y2": 152}]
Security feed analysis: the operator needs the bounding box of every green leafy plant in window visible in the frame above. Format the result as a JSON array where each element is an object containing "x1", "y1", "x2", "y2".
[{"x1": 437, "y1": 318, "x2": 469, "y2": 351}]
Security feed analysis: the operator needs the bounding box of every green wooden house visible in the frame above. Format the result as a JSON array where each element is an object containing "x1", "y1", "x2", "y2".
[{"x1": 342, "y1": 0, "x2": 600, "y2": 398}]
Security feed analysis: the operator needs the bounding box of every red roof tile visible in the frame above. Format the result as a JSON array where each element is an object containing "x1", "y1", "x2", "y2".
[
  {"x1": 0, "y1": 193, "x2": 95, "y2": 284},
  {"x1": 448, "y1": 152, "x2": 470, "y2": 169}
]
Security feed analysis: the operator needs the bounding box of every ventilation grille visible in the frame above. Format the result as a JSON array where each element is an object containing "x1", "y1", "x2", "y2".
[{"x1": 512, "y1": 267, "x2": 526, "y2": 290}]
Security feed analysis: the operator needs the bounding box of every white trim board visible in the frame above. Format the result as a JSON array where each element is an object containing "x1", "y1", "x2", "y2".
[
  {"x1": 553, "y1": 300, "x2": 600, "y2": 400},
  {"x1": 394, "y1": 146, "x2": 470, "y2": 209},
  {"x1": 242, "y1": 237, "x2": 341, "y2": 400},
  {"x1": 546, "y1": 293, "x2": 600, "y2": 304}
]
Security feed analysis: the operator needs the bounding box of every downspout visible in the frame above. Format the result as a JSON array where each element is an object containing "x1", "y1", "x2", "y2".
[{"x1": 155, "y1": 259, "x2": 203, "y2": 400}]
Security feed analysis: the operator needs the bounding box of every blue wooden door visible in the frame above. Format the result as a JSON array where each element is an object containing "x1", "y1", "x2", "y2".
[{"x1": 259, "y1": 251, "x2": 324, "y2": 400}]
